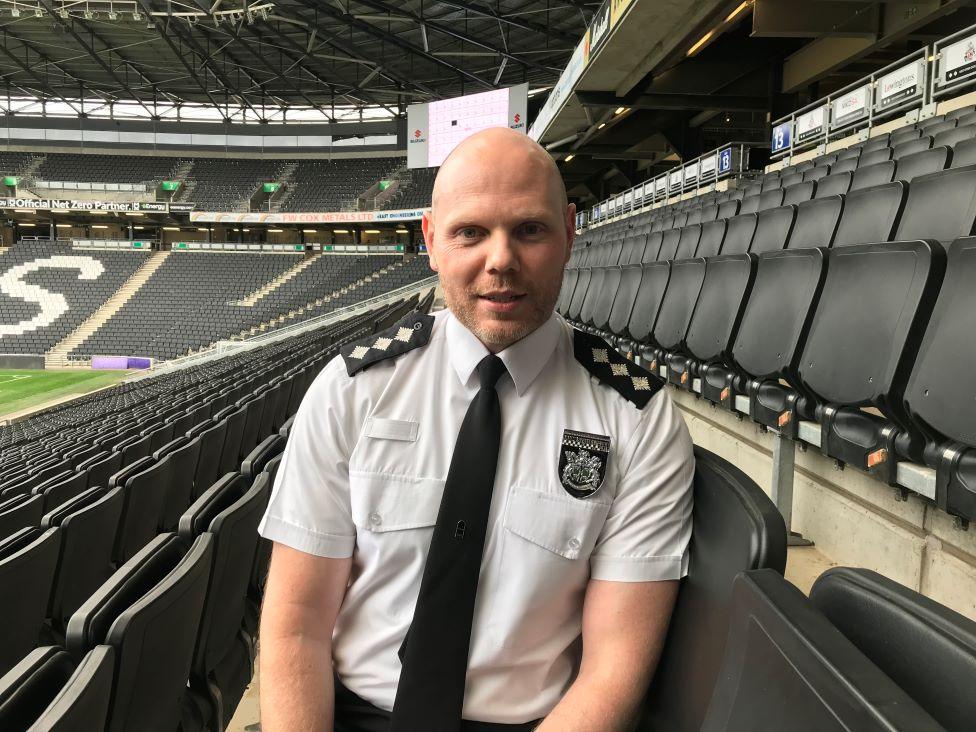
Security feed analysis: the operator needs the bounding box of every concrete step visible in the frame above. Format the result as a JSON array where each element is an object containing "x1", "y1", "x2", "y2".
[{"x1": 233, "y1": 252, "x2": 322, "y2": 306}]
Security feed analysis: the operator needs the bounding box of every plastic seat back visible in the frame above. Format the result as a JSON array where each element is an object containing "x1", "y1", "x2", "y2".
[
  {"x1": 641, "y1": 449, "x2": 786, "y2": 732},
  {"x1": 811, "y1": 566, "x2": 976, "y2": 732},
  {"x1": 788, "y1": 196, "x2": 843, "y2": 249},
  {"x1": 0, "y1": 645, "x2": 114, "y2": 732},
  {"x1": 652, "y1": 259, "x2": 706, "y2": 352},
  {"x1": 832, "y1": 182, "x2": 905, "y2": 247},
  {"x1": 0, "y1": 527, "x2": 61, "y2": 675},
  {"x1": 749, "y1": 206, "x2": 794, "y2": 254},
  {"x1": 720, "y1": 214, "x2": 757, "y2": 255},
  {"x1": 894, "y1": 164, "x2": 976, "y2": 244},
  {"x1": 701, "y1": 570, "x2": 943, "y2": 732}
]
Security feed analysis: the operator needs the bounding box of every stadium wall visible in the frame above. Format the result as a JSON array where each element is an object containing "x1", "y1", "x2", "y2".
[{"x1": 671, "y1": 388, "x2": 976, "y2": 622}]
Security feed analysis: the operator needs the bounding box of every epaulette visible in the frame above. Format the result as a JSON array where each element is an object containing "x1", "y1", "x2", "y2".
[
  {"x1": 340, "y1": 311, "x2": 435, "y2": 376},
  {"x1": 572, "y1": 328, "x2": 664, "y2": 409}
]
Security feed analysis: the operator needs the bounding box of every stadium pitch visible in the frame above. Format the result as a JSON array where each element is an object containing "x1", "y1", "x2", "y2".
[{"x1": 0, "y1": 369, "x2": 132, "y2": 420}]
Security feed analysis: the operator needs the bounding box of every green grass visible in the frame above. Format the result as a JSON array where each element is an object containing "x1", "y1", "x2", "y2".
[{"x1": 0, "y1": 369, "x2": 132, "y2": 419}]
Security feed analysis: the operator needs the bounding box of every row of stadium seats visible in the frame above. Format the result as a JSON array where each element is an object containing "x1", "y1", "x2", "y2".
[
  {"x1": 379, "y1": 166, "x2": 438, "y2": 210},
  {"x1": 0, "y1": 291, "x2": 434, "y2": 730},
  {"x1": 564, "y1": 161, "x2": 976, "y2": 523},
  {"x1": 0, "y1": 153, "x2": 419, "y2": 212}
]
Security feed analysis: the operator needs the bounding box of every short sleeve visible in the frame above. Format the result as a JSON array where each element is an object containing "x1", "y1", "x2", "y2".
[
  {"x1": 589, "y1": 389, "x2": 694, "y2": 582},
  {"x1": 257, "y1": 356, "x2": 358, "y2": 558}
]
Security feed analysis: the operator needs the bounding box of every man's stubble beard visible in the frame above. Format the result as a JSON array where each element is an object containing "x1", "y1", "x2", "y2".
[{"x1": 443, "y1": 271, "x2": 565, "y2": 352}]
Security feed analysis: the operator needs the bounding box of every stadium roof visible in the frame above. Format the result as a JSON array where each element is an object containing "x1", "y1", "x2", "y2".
[{"x1": 0, "y1": 0, "x2": 594, "y2": 120}]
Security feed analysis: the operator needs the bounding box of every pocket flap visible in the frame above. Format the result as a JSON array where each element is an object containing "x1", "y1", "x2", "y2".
[
  {"x1": 349, "y1": 471, "x2": 442, "y2": 532},
  {"x1": 503, "y1": 487, "x2": 609, "y2": 560},
  {"x1": 364, "y1": 417, "x2": 419, "y2": 442}
]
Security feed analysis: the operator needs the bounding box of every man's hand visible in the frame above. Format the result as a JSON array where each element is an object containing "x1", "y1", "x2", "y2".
[
  {"x1": 535, "y1": 578, "x2": 679, "y2": 732},
  {"x1": 259, "y1": 543, "x2": 352, "y2": 732}
]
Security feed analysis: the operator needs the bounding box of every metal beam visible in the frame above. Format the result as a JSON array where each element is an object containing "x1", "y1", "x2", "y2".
[
  {"x1": 34, "y1": 0, "x2": 160, "y2": 115},
  {"x1": 298, "y1": 0, "x2": 494, "y2": 89},
  {"x1": 356, "y1": 0, "x2": 558, "y2": 75},
  {"x1": 575, "y1": 90, "x2": 768, "y2": 112},
  {"x1": 435, "y1": 1, "x2": 578, "y2": 44}
]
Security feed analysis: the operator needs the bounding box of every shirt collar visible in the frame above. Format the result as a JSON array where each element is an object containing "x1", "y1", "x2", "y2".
[{"x1": 445, "y1": 311, "x2": 562, "y2": 396}]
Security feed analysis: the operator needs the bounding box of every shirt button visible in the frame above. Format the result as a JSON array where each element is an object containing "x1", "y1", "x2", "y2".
[
  {"x1": 368, "y1": 512, "x2": 382, "y2": 526},
  {"x1": 568, "y1": 537, "x2": 581, "y2": 551}
]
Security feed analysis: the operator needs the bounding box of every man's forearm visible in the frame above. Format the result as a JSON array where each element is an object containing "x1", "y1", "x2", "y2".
[
  {"x1": 260, "y1": 631, "x2": 335, "y2": 732},
  {"x1": 534, "y1": 668, "x2": 645, "y2": 732}
]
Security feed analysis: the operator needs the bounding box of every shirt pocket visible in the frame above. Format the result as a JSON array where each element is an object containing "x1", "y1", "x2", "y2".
[
  {"x1": 348, "y1": 470, "x2": 442, "y2": 532},
  {"x1": 503, "y1": 485, "x2": 611, "y2": 561}
]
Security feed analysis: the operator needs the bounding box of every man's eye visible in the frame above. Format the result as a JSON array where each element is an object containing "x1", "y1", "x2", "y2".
[
  {"x1": 458, "y1": 227, "x2": 479, "y2": 239},
  {"x1": 521, "y1": 223, "x2": 543, "y2": 236}
]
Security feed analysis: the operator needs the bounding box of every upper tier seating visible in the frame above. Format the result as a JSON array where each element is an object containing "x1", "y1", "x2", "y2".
[
  {"x1": 180, "y1": 158, "x2": 287, "y2": 212},
  {"x1": 378, "y1": 167, "x2": 437, "y2": 210},
  {"x1": 33, "y1": 153, "x2": 183, "y2": 185},
  {"x1": 0, "y1": 242, "x2": 150, "y2": 355},
  {"x1": 279, "y1": 158, "x2": 401, "y2": 212}
]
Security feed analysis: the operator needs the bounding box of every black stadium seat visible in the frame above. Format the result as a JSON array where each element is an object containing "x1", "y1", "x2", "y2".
[
  {"x1": 719, "y1": 214, "x2": 757, "y2": 255},
  {"x1": 644, "y1": 258, "x2": 706, "y2": 369},
  {"x1": 668, "y1": 254, "x2": 756, "y2": 389},
  {"x1": 903, "y1": 237, "x2": 976, "y2": 521},
  {"x1": 700, "y1": 570, "x2": 943, "y2": 732},
  {"x1": 620, "y1": 262, "x2": 670, "y2": 350},
  {"x1": 832, "y1": 181, "x2": 905, "y2": 247},
  {"x1": 810, "y1": 567, "x2": 976, "y2": 732},
  {"x1": 814, "y1": 171, "x2": 852, "y2": 198},
  {"x1": 0, "y1": 493, "x2": 45, "y2": 542},
  {"x1": 640, "y1": 448, "x2": 786, "y2": 731},
  {"x1": 0, "y1": 526, "x2": 61, "y2": 675},
  {"x1": 895, "y1": 145, "x2": 949, "y2": 181},
  {"x1": 787, "y1": 196, "x2": 843, "y2": 248},
  {"x1": 41, "y1": 486, "x2": 125, "y2": 637},
  {"x1": 178, "y1": 472, "x2": 270, "y2": 730},
  {"x1": 893, "y1": 165, "x2": 976, "y2": 244},
  {"x1": 749, "y1": 206, "x2": 794, "y2": 254},
  {"x1": 66, "y1": 532, "x2": 214, "y2": 732},
  {"x1": 798, "y1": 241, "x2": 945, "y2": 478},
  {"x1": 851, "y1": 160, "x2": 896, "y2": 190},
  {"x1": 0, "y1": 645, "x2": 114, "y2": 732}
]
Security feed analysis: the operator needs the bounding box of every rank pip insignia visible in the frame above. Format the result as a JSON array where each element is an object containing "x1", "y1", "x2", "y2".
[{"x1": 559, "y1": 429, "x2": 611, "y2": 499}]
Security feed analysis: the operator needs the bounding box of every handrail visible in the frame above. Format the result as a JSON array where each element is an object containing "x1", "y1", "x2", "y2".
[{"x1": 583, "y1": 142, "x2": 758, "y2": 228}]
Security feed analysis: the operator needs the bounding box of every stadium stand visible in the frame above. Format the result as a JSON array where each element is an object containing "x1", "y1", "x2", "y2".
[
  {"x1": 0, "y1": 242, "x2": 150, "y2": 355},
  {"x1": 33, "y1": 154, "x2": 183, "y2": 186},
  {"x1": 378, "y1": 167, "x2": 438, "y2": 210},
  {"x1": 277, "y1": 158, "x2": 402, "y2": 212},
  {"x1": 177, "y1": 159, "x2": 287, "y2": 212},
  {"x1": 71, "y1": 252, "x2": 432, "y2": 359},
  {"x1": 0, "y1": 291, "x2": 432, "y2": 728}
]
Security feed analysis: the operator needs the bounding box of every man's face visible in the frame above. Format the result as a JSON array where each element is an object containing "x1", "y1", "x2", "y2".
[{"x1": 423, "y1": 147, "x2": 575, "y2": 352}]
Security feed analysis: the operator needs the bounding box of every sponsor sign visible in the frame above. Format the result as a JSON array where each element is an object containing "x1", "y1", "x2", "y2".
[
  {"x1": 610, "y1": 0, "x2": 633, "y2": 25},
  {"x1": 168, "y1": 203, "x2": 196, "y2": 213},
  {"x1": 669, "y1": 170, "x2": 683, "y2": 190},
  {"x1": 877, "y1": 60, "x2": 925, "y2": 109},
  {"x1": 0, "y1": 198, "x2": 167, "y2": 213},
  {"x1": 684, "y1": 161, "x2": 700, "y2": 184},
  {"x1": 655, "y1": 176, "x2": 667, "y2": 194},
  {"x1": 796, "y1": 105, "x2": 827, "y2": 143},
  {"x1": 831, "y1": 85, "x2": 870, "y2": 129},
  {"x1": 189, "y1": 207, "x2": 428, "y2": 225},
  {"x1": 589, "y1": 3, "x2": 611, "y2": 52},
  {"x1": 771, "y1": 121, "x2": 792, "y2": 154},
  {"x1": 942, "y1": 34, "x2": 976, "y2": 83},
  {"x1": 700, "y1": 153, "x2": 717, "y2": 178}
]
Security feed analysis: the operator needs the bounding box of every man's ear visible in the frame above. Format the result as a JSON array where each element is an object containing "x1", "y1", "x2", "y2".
[
  {"x1": 563, "y1": 203, "x2": 577, "y2": 264},
  {"x1": 422, "y1": 211, "x2": 439, "y2": 272}
]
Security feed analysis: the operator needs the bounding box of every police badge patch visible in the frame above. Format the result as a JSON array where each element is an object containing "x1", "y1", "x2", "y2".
[{"x1": 559, "y1": 429, "x2": 611, "y2": 499}]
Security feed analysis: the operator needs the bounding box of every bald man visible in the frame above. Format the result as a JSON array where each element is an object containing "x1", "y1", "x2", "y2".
[{"x1": 258, "y1": 128, "x2": 694, "y2": 732}]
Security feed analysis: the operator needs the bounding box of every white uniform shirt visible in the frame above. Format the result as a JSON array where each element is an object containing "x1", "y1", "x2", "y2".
[{"x1": 258, "y1": 309, "x2": 695, "y2": 723}]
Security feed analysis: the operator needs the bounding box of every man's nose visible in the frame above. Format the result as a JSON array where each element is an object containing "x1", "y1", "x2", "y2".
[{"x1": 484, "y1": 233, "x2": 519, "y2": 274}]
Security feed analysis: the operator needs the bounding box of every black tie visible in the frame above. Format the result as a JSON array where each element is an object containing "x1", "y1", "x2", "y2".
[{"x1": 390, "y1": 354, "x2": 508, "y2": 731}]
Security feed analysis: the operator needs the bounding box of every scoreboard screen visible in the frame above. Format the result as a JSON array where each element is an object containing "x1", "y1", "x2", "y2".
[{"x1": 407, "y1": 84, "x2": 529, "y2": 169}]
